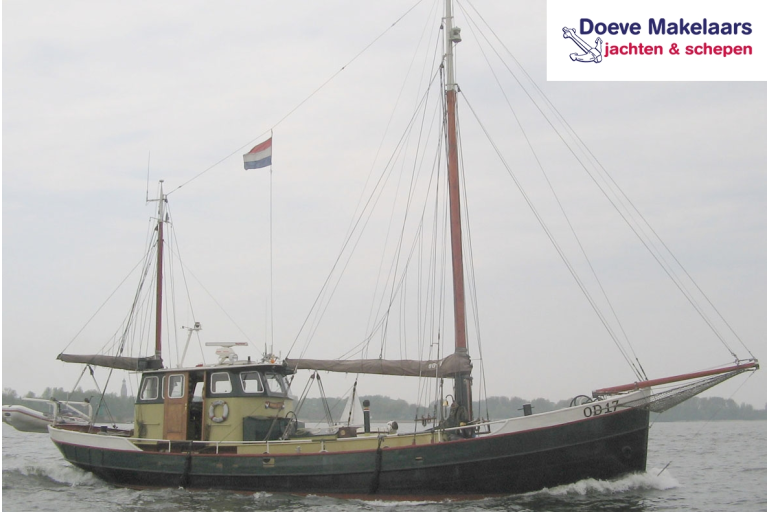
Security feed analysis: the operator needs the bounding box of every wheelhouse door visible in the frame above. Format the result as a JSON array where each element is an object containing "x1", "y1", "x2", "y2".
[{"x1": 163, "y1": 372, "x2": 188, "y2": 440}]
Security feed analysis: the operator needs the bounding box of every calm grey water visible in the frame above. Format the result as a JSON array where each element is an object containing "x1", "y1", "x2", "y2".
[{"x1": 2, "y1": 421, "x2": 765, "y2": 511}]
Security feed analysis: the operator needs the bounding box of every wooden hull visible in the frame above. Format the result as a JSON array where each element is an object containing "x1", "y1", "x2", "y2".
[{"x1": 49, "y1": 395, "x2": 650, "y2": 496}]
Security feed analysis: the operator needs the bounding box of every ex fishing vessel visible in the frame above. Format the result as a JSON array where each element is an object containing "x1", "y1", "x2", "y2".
[{"x1": 49, "y1": 1, "x2": 758, "y2": 496}]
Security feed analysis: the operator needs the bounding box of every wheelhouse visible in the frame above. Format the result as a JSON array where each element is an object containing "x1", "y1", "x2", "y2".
[{"x1": 134, "y1": 363, "x2": 295, "y2": 442}]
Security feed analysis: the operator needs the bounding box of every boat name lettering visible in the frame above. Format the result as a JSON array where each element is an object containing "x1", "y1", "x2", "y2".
[{"x1": 582, "y1": 400, "x2": 620, "y2": 418}]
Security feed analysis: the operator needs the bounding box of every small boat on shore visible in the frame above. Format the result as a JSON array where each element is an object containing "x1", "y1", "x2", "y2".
[{"x1": 3, "y1": 399, "x2": 91, "y2": 433}]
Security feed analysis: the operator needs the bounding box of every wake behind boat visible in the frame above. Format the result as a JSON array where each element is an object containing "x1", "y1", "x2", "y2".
[{"x1": 47, "y1": 0, "x2": 758, "y2": 496}]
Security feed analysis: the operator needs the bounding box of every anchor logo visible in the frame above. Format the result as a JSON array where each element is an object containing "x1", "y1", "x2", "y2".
[{"x1": 562, "y1": 27, "x2": 603, "y2": 63}]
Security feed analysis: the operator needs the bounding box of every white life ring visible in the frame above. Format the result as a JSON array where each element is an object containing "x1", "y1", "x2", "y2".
[{"x1": 209, "y1": 400, "x2": 229, "y2": 423}]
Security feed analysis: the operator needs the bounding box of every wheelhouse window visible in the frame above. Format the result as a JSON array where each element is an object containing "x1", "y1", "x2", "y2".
[
  {"x1": 168, "y1": 374, "x2": 185, "y2": 398},
  {"x1": 240, "y1": 372, "x2": 264, "y2": 393},
  {"x1": 210, "y1": 372, "x2": 232, "y2": 394},
  {"x1": 140, "y1": 376, "x2": 159, "y2": 400},
  {"x1": 263, "y1": 373, "x2": 286, "y2": 396}
]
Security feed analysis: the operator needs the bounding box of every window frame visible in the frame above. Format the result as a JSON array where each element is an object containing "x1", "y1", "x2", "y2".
[
  {"x1": 209, "y1": 372, "x2": 233, "y2": 395},
  {"x1": 139, "y1": 375, "x2": 160, "y2": 401},
  {"x1": 263, "y1": 372, "x2": 287, "y2": 397},
  {"x1": 168, "y1": 374, "x2": 185, "y2": 399},
  {"x1": 239, "y1": 371, "x2": 265, "y2": 394}
]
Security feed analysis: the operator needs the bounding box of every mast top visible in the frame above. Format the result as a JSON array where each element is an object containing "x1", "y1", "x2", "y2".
[{"x1": 444, "y1": 0, "x2": 462, "y2": 91}]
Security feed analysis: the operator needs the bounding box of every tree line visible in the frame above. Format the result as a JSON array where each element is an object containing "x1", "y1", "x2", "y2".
[{"x1": 3, "y1": 387, "x2": 764, "y2": 424}]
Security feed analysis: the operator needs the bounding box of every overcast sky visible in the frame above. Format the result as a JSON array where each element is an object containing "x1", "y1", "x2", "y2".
[{"x1": 3, "y1": 1, "x2": 766, "y2": 411}]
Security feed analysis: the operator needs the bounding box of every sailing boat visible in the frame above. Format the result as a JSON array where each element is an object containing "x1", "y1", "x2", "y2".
[
  {"x1": 338, "y1": 390, "x2": 365, "y2": 429},
  {"x1": 49, "y1": 0, "x2": 758, "y2": 496}
]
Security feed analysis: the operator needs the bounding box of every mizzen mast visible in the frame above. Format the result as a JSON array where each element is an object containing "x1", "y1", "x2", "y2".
[
  {"x1": 444, "y1": 0, "x2": 472, "y2": 421},
  {"x1": 148, "y1": 180, "x2": 166, "y2": 362}
]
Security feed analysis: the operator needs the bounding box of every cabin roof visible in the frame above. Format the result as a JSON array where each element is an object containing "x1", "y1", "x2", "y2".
[{"x1": 137, "y1": 362, "x2": 294, "y2": 376}]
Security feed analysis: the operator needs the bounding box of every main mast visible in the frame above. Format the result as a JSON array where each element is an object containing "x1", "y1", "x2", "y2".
[{"x1": 444, "y1": 0, "x2": 472, "y2": 421}]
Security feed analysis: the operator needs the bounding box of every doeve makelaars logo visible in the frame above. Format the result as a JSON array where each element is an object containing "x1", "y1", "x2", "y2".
[
  {"x1": 562, "y1": 27, "x2": 603, "y2": 63},
  {"x1": 547, "y1": 0, "x2": 765, "y2": 81}
]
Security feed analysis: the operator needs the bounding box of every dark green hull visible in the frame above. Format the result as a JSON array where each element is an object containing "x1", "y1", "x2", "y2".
[{"x1": 52, "y1": 406, "x2": 649, "y2": 495}]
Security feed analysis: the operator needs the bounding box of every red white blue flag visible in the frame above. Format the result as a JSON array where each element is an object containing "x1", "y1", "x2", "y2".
[{"x1": 243, "y1": 137, "x2": 272, "y2": 170}]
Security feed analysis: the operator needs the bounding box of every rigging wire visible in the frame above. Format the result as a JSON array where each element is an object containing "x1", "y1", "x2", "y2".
[
  {"x1": 316, "y1": 71, "x2": 446, "y2": 363},
  {"x1": 178, "y1": 262, "x2": 254, "y2": 346},
  {"x1": 460, "y1": 92, "x2": 645, "y2": 380},
  {"x1": 378, "y1": 7, "x2": 442, "y2": 357},
  {"x1": 460, "y1": 0, "x2": 744, "y2": 362},
  {"x1": 118, "y1": 236, "x2": 157, "y2": 361},
  {"x1": 285, "y1": 44, "x2": 457, "y2": 416},
  {"x1": 416, "y1": 65, "x2": 450, "y2": 420},
  {"x1": 64, "y1": 212, "x2": 160, "y2": 359},
  {"x1": 454, "y1": 85, "x2": 491, "y2": 418},
  {"x1": 59, "y1": 255, "x2": 147, "y2": 355},
  {"x1": 73, "y1": 188, "x2": 253, "y2": 362},
  {"x1": 285, "y1": 69, "x2": 444, "y2": 360},
  {"x1": 344, "y1": 0, "x2": 442, "y2": 255},
  {"x1": 458, "y1": 4, "x2": 646, "y2": 380},
  {"x1": 166, "y1": 0, "x2": 428, "y2": 197},
  {"x1": 334, "y1": 134, "x2": 446, "y2": 364},
  {"x1": 165, "y1": 204, "x2": 207, "y2": 366},
  {"x1": 72, "y1": 2, "x2": 455, "y2": 390},
  {"x1": 379, "y1": 66, "x2": 441, "y2": 359},
  {"x1": 164, "y1": 207, "x2": 179, "y2": 366},
  {"x1": 345, "y1": 57, "x2": 447, "y2": 385},
  {"x1": 302, "y1": 137, "x2": 442, "y2": 364}
]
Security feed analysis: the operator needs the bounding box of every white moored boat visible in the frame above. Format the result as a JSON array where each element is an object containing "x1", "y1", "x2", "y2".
[{"x1": 3, "y1": 399, "x2": 91, "y2": 433}]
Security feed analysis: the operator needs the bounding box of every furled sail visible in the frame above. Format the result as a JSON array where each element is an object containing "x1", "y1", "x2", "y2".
[
  {"x1": 57, "y1": 353, "x2": 163, "y2": 371},
  {"x1": 284, "y1": 352, "x2": 471, "y2": 378}
]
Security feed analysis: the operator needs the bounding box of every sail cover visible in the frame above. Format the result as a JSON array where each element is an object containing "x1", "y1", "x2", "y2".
[
  {"x1": 284, "y1": 353, "x2": 471, "y2": 378},
  {"x1": 57, "y1": 353, "x2": 163, "y2": 371}
]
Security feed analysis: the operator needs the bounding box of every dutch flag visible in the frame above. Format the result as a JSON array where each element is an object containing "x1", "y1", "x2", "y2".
[{"x1": 243, "y1": 137, "x2": 272, "y2": 170}]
